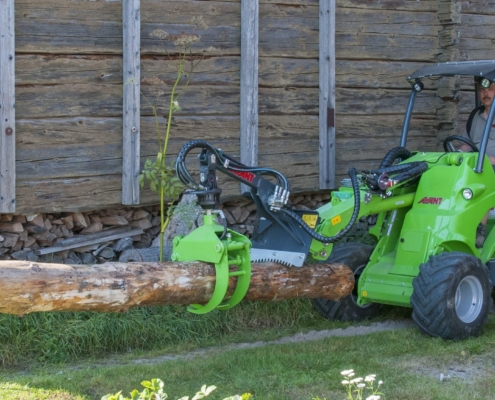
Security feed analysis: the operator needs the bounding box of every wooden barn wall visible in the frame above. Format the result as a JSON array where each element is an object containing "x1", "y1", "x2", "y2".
[
  {"x1": 14, "y1": 0, "x2": 443, "y2": 214},
  {"x1": 454, "y1": 0, "x2": 495, "y2": 135},
  {"x1": 334, "y1": 0, "x2": 441, "y2": 179}
]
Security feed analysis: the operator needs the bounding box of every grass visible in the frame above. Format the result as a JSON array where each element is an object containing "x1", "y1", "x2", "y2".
[
  {"x1": 0, "y1": 300, "x2": 345, "y2": 366},
  {"x1": 0, "y1": 303, "x2": 495, "y2": 399}
]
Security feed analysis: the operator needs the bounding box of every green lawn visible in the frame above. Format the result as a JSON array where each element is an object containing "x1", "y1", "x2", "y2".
[{"x1": 1, "y1": 309, "x2": 495, "y2": 400}]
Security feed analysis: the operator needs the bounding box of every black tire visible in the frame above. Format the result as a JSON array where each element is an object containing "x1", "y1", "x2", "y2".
[
  {"x1": 411, "y1": 252, "x2": 492, "y2": 341},
  {"x1": 312, "y1": 242, "x2": 381, "y2": 322}
]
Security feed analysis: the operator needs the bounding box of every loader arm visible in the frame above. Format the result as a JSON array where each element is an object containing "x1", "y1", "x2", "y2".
[{"x1": 310, "y1": 188, "x2": 416, "y2": 261}]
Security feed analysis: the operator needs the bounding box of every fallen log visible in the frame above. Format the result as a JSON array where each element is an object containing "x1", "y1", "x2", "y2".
[{"x1": 0, "y1": 260, "x2": 354, "y2": 315}]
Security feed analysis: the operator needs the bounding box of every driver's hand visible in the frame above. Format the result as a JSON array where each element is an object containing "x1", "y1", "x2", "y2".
[
  {"x1": 489, "y1": 156, "x2": 495, "y2": 165},
  {"x1": 459, "y1": 143, "x2": 472, "y2": 152}
]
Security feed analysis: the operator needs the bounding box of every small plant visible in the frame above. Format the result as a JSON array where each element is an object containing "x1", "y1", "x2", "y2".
[
  {"x1": 340, "y1": 369, "x2": 383, "y2": 400},
  {"x1": 139, "y1": 27, "x2": 203, "y2": 261},
  {"x1": 101, "y1": 378, "x2": 252, "y2": 400}
]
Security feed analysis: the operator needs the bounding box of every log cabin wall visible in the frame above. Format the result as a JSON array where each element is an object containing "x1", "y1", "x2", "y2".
[
  {"x1": 454, "y1": 0, "x2": 495, "y2": 135},
  {"x1": 10, "y1": 0, "x2": 481, "y2": 214}
]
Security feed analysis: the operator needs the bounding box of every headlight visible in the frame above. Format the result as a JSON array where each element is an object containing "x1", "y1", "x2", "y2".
[
  {"x1": 462, "y1": 188, "x2": 473, "y2": 200},
  {"x1": 480, "y1": 78, "x2": 492, "y2": 88}
]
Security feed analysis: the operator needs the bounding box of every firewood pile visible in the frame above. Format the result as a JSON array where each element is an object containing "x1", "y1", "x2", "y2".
[{"x1": 0, "y1": 193, "x2": 330, "y2": 264}]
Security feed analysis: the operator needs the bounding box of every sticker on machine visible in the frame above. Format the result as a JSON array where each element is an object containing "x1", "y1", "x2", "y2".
[{"x1": 302, "y1": 214, "x2": 318, "y2": 228}]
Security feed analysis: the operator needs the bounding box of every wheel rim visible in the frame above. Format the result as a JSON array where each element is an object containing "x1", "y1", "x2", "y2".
[{"x1": 455, "y1": 275, "x2": 483, "y2": 324}]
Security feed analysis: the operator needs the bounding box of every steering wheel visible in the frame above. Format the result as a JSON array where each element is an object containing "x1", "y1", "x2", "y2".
[{"x1": 443, "y1": 135, "x2": 479, "y2": 153}]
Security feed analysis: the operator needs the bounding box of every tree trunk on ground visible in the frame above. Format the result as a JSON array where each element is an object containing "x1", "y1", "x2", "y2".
[{"x1": 0, "y1": 261, "x2": 354, "y2": 315}]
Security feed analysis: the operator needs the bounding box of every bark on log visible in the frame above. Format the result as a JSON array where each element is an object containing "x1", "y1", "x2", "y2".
[{"x1": 0, "y1": 261, "x2": 353, "y2": 315}]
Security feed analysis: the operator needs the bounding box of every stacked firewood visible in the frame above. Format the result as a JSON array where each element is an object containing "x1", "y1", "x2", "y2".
[
  {"x1": 0, "y1": 207, "x2": 161, "y2": 263},
  {"x1": 0, "y1": 193, "x2": 330, "y2": 264}
]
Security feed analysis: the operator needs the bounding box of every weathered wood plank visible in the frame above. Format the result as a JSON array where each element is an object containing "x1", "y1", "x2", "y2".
[
  {"x1": 15, "y1": 115, "x2": 319, "y2": 179},
  {"x1": 15, "y1": 85, "x2": 437, "y2": 121},
  {"x1": 336, "y1": 8, "x2": 439, "y2": 36},
  {"x1": 13, "y1": 85, "x2": 311, "y2": 118},
  {"x1": 15, "y1": 55, "x2": 123, "y2": 85},
  {"x1": 458, "y1": 43, "x2": 495, "y2": 61},
  {"x1": 336, "y1": 32, "x2": 438, "y2": 61},
  {"x1": 319, "y1": 0, "x2": 336, "y2": 189},
  {"x1": 15, "y1": 0, "x2": 438, "y2": 61},
  {"x1": 458, "y1": 15, "x2": 495, "y2": 37},
  {"x1": 14, "y1": 175, "x2": 166, "y2": 214},
  {"x1": 16, "y1": 55, "x2": 428, "y2": 90},
  {"x1": 16, "y1": 116, "x2": 238, "y2": 150},
  {"x1": 170, "y1": 0, "x2": 437, "y2": 11},
  {"x1": 0, "y1": 0, "x2": 16, "y2": 213},
  {"x1": 336, "y1": 115, "x2": 440, "y2": 139},
  {"x1": 458, "y1": 14, "x2": 495, "y2": 60},
  {"x1": 14, "y1": 168, "x2": 323, "y2": 214},
  {"x1": 240, "y1": 0, "x2": 259, "y2": 179},
  {"x1": 461, "y1": 0, "x2": 495, "y2": 15},
  {"x1": 337, "y1": 0, "x2": 438, "y2": 11},
  {"x1": 122, "y1": 0, "x2": 141, "y2": 205},
  {"x1": 15, "y1": 21, "x2": 438, "y2": 61}
]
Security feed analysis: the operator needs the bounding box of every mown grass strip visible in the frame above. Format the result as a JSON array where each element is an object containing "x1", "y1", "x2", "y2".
[{"x1": 1, "y1": 314, "x2": 495, "y2": 399}]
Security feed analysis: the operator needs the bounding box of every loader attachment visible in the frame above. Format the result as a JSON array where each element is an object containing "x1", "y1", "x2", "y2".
[{"x1": 250, "y1": 206, "x2": 319, "y2": 267}]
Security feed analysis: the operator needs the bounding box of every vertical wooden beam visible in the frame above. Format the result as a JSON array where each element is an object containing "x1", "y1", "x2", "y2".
[
  {"x1": 0, "y1": 0, "x2": 16, "y2": 212},
  {"x1": 122, "y1": 0, "x2": 141, "y2": 205},
  {"x1": 240, "y1": 0, "x2": 259, "y2": 194},
  {"x1": 319, "y1": 0, "x2": 336, "y2": 189}
]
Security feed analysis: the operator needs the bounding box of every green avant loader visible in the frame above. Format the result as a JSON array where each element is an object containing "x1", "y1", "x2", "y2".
[{"x1": 172, "y1": 60, "x2": 495, "y2": 341}]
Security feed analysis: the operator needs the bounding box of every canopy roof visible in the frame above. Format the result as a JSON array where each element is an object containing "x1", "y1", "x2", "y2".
[{"x1": 408, "y1": 60, "x2": 495, "y2": 81}]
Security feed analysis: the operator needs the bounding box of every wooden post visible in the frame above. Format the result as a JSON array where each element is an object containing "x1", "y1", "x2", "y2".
[
  {"x1": 319, "y1": 0, "x2": 336, "y2": 189},
  {"x1": 122, "y1": 0, "x2": 141, "y2": 205},
  {"x1": 0, "y1": 0, "x2": 16, "y2": 213},
  {"x1": 240, "y1": 0, "x2": 259, "y2": 194}
]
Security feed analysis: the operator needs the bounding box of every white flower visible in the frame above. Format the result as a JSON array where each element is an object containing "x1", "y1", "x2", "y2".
[
  {"x1": 348, "y1": 372, "x2": 356, "y2": 377},
  {"x1": 357, "y1": 383, "x2": 366, "y2": 388},
  {"x1": 172, "y1": 100, "x2": 181, "y2": 111},
  {"x1": 340, "y1": 369, "x2": 354, "y2": 376},
  {"x1": 341, "y1": 380, "x2": 350, "y2": 385},
  {"x1": 378, "y1": 380, "x2": 383, "y2": 385},
  {"x1": 365, "y1": 374, "x2": 376, "y2": 382},
  {"x1": 350, "y1": 377, "x2": 363, "y2": 384},
  {"x1": 366, "y1": 396, "x2": 381, "y2": 400}
]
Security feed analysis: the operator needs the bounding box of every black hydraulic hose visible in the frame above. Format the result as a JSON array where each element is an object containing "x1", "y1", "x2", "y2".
[
  {"x1": 390, "y1": 162, "x2": 428, "y2": 183},
  {"x1": 281, "y1": 168, "x2": 361, "y2": 244},
  {"x1": 364, "y1": 161, "x2": 425, "y2": 191},
  {"x1": 379, "y1": 147, "x2": 412, "y2": 168},
  {"x1": 374, "y1": 161, "x2": 428, "y2": 190},
  {"x1": 176, "y1": 140, "x2": 290, "y2": 192},
  {"x1": 176, "y1": 140, "x2": 218, "y2": 188},
  {"x1": 280, "y1": 159, "x2": 428, "y2": 244},
  {"x1": 372, "y1": 161, "x2": 424, "y2": 176}
]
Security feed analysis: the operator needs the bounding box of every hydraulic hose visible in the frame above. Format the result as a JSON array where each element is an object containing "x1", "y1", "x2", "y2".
[
  {"x1": 281, "y1": 168, "x2": 361, "y2": 244},
  {"x1": 379, "y1": 146, "x2": 412, "y2": 168},
  {"x1": 280, "y1": 159, "x2": 427, "y2": 245},
  {"x1": 176, "y1": 140, "x2": 219, "y2": 189},
  {"x1": 176, "y1": 140, "x2": 290, "y2": 191},
  {"x1": 375, "y1": 161, "x2": 428, "y2": 190}
]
